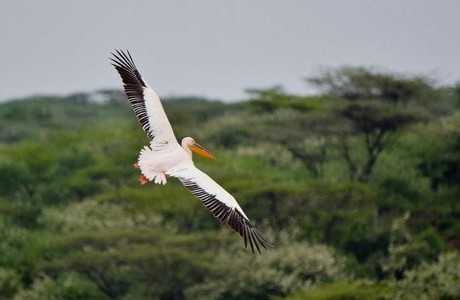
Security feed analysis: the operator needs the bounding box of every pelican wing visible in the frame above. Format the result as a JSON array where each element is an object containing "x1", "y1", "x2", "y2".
[
  {"x1": 111, "y1": 50, "x2": 176, "y2": 146},
  {"x1": 171, "y1": 164, "x2": 271, "y2": 253}
]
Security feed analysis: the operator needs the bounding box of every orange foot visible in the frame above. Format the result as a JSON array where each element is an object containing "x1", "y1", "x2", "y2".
[
  {"x1": 133, "y1": 163, "x2": 140, "y2": 169},
  {"x1": 139, "y1": 175, "x2": 149, "y2": 185}
]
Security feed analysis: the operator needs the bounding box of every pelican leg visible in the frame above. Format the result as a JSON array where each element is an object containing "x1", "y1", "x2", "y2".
[{"x1": 139, "y1": 175, "x2": 149, "y2": 185}]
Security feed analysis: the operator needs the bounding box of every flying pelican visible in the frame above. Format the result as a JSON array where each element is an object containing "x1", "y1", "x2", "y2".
[{"x1": 110, "y1": 50, "x2": 271, "y2": 253}]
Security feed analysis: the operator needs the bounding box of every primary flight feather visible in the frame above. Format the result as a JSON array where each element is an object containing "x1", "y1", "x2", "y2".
[{"x1": 110, "y1": 50, "x2": 271, "y2": 253}]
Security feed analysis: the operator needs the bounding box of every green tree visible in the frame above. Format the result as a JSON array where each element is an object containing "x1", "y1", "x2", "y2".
[
  {"x1": 340, "y1": 101, "x2": 427, "y2": 182},
  {"x1": 417, "y1": 113, "x2": 460, "y2": 191},
  {"x1": 307, "y1": 66, "x2": 438, "y2": 105}
]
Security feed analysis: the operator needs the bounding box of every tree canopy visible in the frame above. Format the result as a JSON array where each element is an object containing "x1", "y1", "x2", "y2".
[{"x1": 0, "y1": 67, "x2": 459, "y2": 299}]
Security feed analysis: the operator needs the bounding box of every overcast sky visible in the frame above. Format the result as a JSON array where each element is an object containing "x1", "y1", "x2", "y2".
[{"x1": 1, "y1": 0, "x2": 459, "y2": 102}]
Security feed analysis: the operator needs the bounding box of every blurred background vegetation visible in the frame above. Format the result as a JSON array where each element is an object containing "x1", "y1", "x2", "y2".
[{"x1": 0, "y1": 67, "x2": 459, "y2": 299}]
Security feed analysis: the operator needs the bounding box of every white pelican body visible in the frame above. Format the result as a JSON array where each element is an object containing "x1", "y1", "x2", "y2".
[
  {"x1": 111, "y1": 50, "x2": 269, "y2": 253},
  {"x1": 137, "y1": 143, "x2": 184, "y2": 185}
]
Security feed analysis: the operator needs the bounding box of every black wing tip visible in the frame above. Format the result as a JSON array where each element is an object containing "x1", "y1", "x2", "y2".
[
  {"x1": 110, "y1": 48, "x2": 153, "y2": 139},
  {"x1": 180, "y1": 178, "x2": 273, "y2": 254},
  {"x1": 233, "y1": 211, "x2": 272, "y2": 254},
  {"x1": 110, "y1": 49, "x2": 136, "y2": 70},
  {"x1": 245, "y1": 227, "x2": 273, "y2": 254},
  {"x1": 110, "y1": 49, "x2": 131, "y2": 59},
  {"x1": 225, "y1": 211, "x2": 272, "y2": 254},
  {"x1": 110, "y1": 49, "x2": 147, "y2": 88}
]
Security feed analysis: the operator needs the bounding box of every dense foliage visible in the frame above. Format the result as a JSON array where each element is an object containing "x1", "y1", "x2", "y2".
[{"x1": 0, "y1": 68, "x2": 459, "y2": 299}]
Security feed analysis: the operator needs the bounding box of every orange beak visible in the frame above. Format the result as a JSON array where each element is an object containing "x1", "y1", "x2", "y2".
[{"x1": 189, "y1": 142, "x2": 216, "y2": 160}]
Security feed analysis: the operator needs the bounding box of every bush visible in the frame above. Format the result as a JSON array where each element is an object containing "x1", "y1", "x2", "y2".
[
  {"x1": 281, "y1": 281, "x2": 393, "y2": 300},
  {"x1": 394, "y1": 252, "x2": 460, "y2": 300},
  {"x1": 0, "y1": 268, "x2": 22, "y2": 298},
  {"x1": 185, "y1": 239, "x2": 347, "y2": 299},
  {"x1": 13, "y1": 273, "x2": 107, "y2": 300},
  {"x1": 0, "y1": 163, "x2": 30, "y2": 196}
]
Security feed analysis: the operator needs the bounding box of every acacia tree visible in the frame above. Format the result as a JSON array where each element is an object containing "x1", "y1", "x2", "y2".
[
  {"x1": 282, "y1": 113, "x2": 340, "y2": 179},
  {"x1": 307, "y1": 66, "x2": 438, "y2": 106},
  {"x1": 307, "y1": 67, "x2": 433, "y2": 182},
  {"x1": 340, "y1": 101, "x2": 427, "y2": 182},
  {"x1": 245, "y1": 69, "x2": 434, "y2": 182}
]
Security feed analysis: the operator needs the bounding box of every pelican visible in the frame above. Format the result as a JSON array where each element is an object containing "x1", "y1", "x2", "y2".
[{"x1": 110, "y1": 50, "x2": 271, "y2": 253}]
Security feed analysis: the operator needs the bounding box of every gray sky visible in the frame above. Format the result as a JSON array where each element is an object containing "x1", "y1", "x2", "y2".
[{"x1": 1, "y1": 0, "x2": 459, "y2": 102}]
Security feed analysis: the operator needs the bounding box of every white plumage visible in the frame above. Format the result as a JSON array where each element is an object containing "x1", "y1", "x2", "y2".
[{"x1": 111, "y1": 50, "x2": 271, "y2": 253}]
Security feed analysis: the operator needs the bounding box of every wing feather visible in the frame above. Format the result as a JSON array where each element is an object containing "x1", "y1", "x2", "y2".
[
  {"x1": 171, "y1": 165, "x2": 272, "y2": 253},
  {"x1": 111, "y1": 50, "x2": 176, "y2": 146}
]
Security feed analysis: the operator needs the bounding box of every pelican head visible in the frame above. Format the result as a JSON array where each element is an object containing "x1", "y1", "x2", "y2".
[{"x1": 182, "y1": 137, "x2": 216, "y2": 160}]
